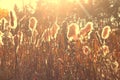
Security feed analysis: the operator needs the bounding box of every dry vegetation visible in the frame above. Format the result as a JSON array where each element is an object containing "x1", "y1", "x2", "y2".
[{"x1": 0, "y1": 0, "x2": 120, "y2": 80}]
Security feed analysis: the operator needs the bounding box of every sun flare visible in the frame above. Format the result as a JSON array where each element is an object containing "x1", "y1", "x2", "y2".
[{"x1": 0, "y1": 0, "x2": 38, "y2": 11}]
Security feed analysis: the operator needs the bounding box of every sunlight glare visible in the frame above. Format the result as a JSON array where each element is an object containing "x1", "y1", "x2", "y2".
[
  {"x1": 0, "y1": 0, "x2": 38, "y2": 11},
  {"x1": 43, "y1": 0, "x2": 60, "y2": 5},
  {"x1": 84, "y1": 0, "x2": 88, "y2": 4}
]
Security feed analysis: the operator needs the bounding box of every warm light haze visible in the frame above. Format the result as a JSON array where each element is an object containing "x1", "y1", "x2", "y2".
[{"x1": 0, "y1": 0, "x2": 38, "y2": 11}]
